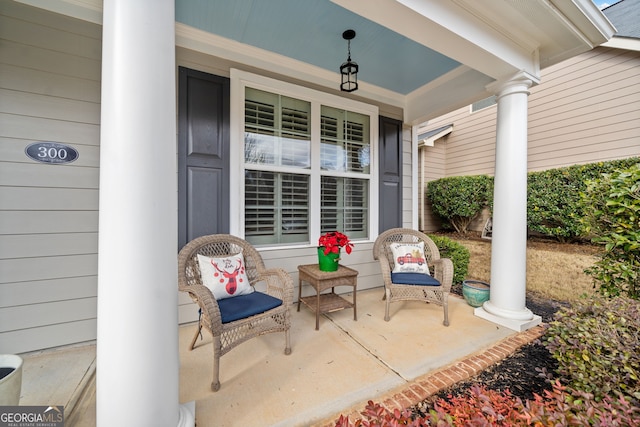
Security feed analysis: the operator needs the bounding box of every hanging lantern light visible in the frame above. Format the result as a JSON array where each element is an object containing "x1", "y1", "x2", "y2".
[{"x1": 340, "y1": 29, "x2": 358, "y2": 92}]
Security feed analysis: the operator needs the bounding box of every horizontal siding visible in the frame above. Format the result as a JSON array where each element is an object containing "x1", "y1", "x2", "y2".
[
  {"x1": 0, "y1": 162, "x2": 99, "y2": 188},
  {"x1": 0, "y1": 254, "x2": 98, "y2": 284},
  {"x1": 0, "y1": 114, "x2": 100, "y2": 144},
  {"x1": 0, "y1": 211, "x2": 99, "y2": 234},
  {"x1": 0, "y1": 276, "x2": 97, "y2": 308},
  {"x1": 0, "y1": 298, "x2": 97, "y2": 331},
  {"x1": 0, "y1": 2, "x2": 101, "y2": 353},
  {"x1": 401, "y1": 126, "x2": 414, "y2": 227},
  {"x1": 0, "y1": 233, "x2": 98, "y2": 259},
  {"x1": 0, "y1": 187, "x2": 98, "y2": 210},
  {"x1": 0, "y1": 319, "x2": 97, "y2": 355}
]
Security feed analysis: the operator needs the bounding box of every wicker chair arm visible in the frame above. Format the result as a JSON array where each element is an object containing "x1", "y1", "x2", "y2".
[
  {"x1": 256, "y1": 268, "x2": 294, "y2": 306},
  {"x1": 375, "y1": 251, "x2": 393, "y2": 286},
  {"x1": 180, "y1": 283, "x2": 223, "y2": 335},
  {"x1": 431, "y1": 258, "x2": 454, "y2": 293}
]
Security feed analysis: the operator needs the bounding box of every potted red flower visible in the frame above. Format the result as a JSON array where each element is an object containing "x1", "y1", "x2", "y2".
[{"x1": 317, "y1": 231, "x2": 353, "y2": 271}]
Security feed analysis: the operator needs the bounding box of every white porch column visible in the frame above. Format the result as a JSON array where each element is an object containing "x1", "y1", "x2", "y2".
[
  {"x1": 474, "y1": 72, "x2": 542, "y2": 332},
  {"x1": 97, "y1": 1, "x2": 194, "y2": 426}
]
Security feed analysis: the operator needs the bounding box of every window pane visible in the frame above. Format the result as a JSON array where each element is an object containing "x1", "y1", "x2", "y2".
[
  {"x1": 245, "y1": 170, "x2": 309, "y2": 245},
  {"x1": 245, "y1": 88, "x2": 310, "y2": 168},
  {"x1": 321, "y1": 177, "x2": 368, "y2": 239},
  {"x1": 320, "y1": 106, "x2": 370, "y2": 174}
]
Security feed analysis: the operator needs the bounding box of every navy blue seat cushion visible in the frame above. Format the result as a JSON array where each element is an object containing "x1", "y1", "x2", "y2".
[
  {"x1": 391, "y1": 272, "x2": 441, "y2": 286},
  {"x1": 217, "y1": 291, "x2": 283, "y2": 324}
]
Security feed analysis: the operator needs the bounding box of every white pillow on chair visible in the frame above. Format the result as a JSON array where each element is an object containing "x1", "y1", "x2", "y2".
[
  {"x1": 197, "y1": 253, "x2": 254, "y2": 300},
  {"x1": 390, "y1": 242, "x2": 430, "y2": 275}
]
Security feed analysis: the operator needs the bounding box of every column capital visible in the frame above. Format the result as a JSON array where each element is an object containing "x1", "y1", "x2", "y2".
[{"x1": 487, "y1": 70, "x2": 539, "y2": 99}]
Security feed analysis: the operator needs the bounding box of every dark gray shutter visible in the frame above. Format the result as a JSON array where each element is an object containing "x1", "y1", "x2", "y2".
[
  {"x1": 178, "y1": 67, "x2": 230, "y2": 249},
  {"x1": 378, "y1": 116, "x2": 403, "y2": 232}
]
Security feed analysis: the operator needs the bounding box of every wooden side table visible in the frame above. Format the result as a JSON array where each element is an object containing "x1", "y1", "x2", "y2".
[{"x1": 297, "y1": 264, "x2": 358, "y2": 330}]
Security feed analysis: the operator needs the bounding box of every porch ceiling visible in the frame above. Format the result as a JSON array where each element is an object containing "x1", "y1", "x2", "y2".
[
  {"x1": 24, "y1": 0, "x2": 615, "y2": 124},
  {"x1": 174, "y1": 0, "x2": 614, "y2": 124}
]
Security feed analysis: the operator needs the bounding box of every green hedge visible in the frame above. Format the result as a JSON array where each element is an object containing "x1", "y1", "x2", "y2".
[
  {"x1": 426, "y1": 157, "x2": 640, "y2": 242},
  {"x1": 429, "y1": 235, "x2": 469, "y2": 285},
  {"x1": 527, "y1": 158, "x2": 640, "y2": 241},
  {"x1": 580, "y1": 162, "x2": 640, "y2": 299},
  {"x1": 426, "y1": 175, "x2": 492, "y2": 234}
]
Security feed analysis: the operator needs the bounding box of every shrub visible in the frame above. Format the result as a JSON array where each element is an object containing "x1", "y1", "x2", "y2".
[
  {"x1": 426, "y1": 175, "x2": 492, "y2": 234},
  {"x1": 544, "y1": 295, "x2": 640, "y2": 403},
  {"x1": 429, "y1": 234, "x2": 469, "y2": 285},
  {"x1": 335, "y1": 383, "x2": 640, "y2": 426},
  {"x1": 580, "y1": 163, "x2": 640, "y2": 299},
  {"x1": 334, "y1": 401, "x2": 428, "y2": 427},
  {"x1": 527, "y1": 158, "x2": 640, "y2": 242},
  {"x1": 521, "y1": 380, "x2": 640, "y2": 426}
]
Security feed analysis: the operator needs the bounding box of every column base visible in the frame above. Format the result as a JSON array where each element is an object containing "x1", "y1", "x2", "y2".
[
  {"x1": 474, "y1": 307, "x2": 542, "y2": 332},
  {"x1": 178, "y1": 401, "x2": 196, "y2": 427}
]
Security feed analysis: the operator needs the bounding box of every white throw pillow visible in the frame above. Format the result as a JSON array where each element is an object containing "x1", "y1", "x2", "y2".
[
  {"x1": 390, "y1": 242, "x2": 430, "y2": 275},
  {"x1": 197, "y1": 253, "x2": 254, "y2": 300}
]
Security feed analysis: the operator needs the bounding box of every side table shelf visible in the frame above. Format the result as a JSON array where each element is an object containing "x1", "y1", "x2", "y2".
[{"x1": 297, "y1": 264, "x2": 359, "y2": 330}]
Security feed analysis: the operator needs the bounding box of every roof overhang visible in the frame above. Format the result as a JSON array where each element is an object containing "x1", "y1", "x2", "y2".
[{"x1": 417, "y1": 124, "x2": 453, "y2": 147}]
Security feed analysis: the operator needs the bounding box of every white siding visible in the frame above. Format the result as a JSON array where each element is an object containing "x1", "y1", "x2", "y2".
[{"x1": 0, "y1": 2, "x2": 101, "y2": 354}]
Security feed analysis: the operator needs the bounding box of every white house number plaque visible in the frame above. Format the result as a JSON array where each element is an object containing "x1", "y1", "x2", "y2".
[{"x1": 25, "y1": 142, "x2": 79, "y2": 165}]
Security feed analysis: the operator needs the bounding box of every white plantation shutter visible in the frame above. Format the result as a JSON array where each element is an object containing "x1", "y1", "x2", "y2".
[
  {"x1": 243, "y1": 87, "x2": 372, "y2": 246},
  {"x1": 320, "y1": 177, "x2": 368, "y2": 238},
  {"x1": 244, "y1": 89, "x2": 310, "y2": 245},
  {"x1": 320, "y1": 107, "x2": 369, "y2": 238}
]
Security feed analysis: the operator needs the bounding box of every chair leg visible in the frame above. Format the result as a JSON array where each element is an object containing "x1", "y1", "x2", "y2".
[
  {"x1": 189, "y1": 322, "x2": 202, "y2": 350},
  {"x1": 384, "y1": 288, "x2": 391, "y2": 321},
  {"x1": 211, "y1": 337, "x2": 221, "y2": 392},
  {"x1": 284, "y1": 328, "x2": 292, "y2": 355},
  {"x1": 442, "y1": 297, "x2": 450, "y2": 327}
]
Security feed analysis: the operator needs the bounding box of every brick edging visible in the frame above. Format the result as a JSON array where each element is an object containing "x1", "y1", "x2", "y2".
[{"x1": 315, "y1": 324, "x2": 548, "y2": 427}]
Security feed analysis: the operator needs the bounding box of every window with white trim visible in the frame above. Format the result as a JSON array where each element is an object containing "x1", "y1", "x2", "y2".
[{"x1": 243, "y1": 87, "x2": 373, "y2": 247}]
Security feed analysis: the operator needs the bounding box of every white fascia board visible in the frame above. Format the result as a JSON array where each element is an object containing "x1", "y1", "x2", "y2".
[
  {"x1": 602, "y1": 37, "x2": 640, "y2": 52},
  {"x1": 331, "y1": 0, "x2": 537, "y2": 81},
  {"x1": 550, "y1": 0, "x2": 616, "y2": 47}
]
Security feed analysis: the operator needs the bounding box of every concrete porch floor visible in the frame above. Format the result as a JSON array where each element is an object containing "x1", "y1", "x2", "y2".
[{"x1": 17, "y1": 288, "x2": 546, "y2": 426}]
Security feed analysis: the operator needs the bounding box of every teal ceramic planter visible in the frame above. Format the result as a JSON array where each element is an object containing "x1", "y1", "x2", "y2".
[{"x1": 462, "y1": 280, "x2": 490, "y2": 307}]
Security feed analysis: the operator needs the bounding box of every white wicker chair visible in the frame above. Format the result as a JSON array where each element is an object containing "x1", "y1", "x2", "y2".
[
  {"x1": 178, "y1": 234, "x2": 293, "y2": 391},
  {"x1": 373, "y1": 228, "x2": 453, "y2": 326}
]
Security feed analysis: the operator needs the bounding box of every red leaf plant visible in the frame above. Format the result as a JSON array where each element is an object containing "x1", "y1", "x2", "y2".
[{"x1": 319, "y1": 231, "x2": 354, "y2": 255}]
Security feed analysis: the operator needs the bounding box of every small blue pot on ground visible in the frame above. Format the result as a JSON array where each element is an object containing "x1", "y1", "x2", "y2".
[{"x1": 462, "y1": 280, "x2": 490, "y2": 307}]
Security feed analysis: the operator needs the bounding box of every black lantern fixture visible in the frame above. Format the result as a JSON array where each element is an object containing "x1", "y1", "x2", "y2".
[{"x1": 340, "y1": 29, "x2": 358, "y2": 92}]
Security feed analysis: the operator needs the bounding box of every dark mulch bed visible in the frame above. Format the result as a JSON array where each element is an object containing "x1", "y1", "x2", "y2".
[{"x1": 411, "y1": 290, "x2": 566, "y2": 418}]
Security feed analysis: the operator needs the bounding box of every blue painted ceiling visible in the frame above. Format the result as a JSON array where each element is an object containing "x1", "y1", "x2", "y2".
[{"x1": 176, "y1": 0, "x2": 461, "y2": 95}]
